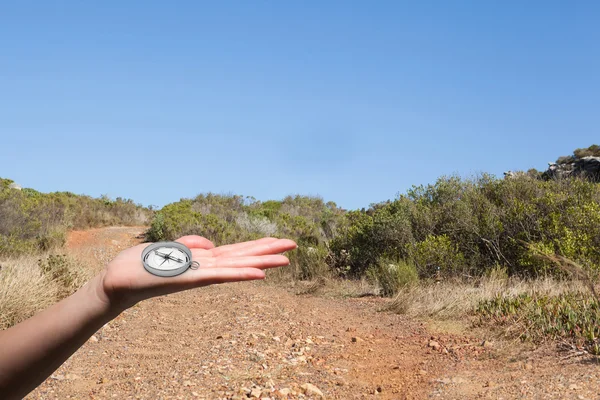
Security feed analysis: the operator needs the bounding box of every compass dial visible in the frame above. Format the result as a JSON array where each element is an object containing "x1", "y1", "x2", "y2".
[{"x1": 141, "y1": 242, "x2": 193, "y2": 277}]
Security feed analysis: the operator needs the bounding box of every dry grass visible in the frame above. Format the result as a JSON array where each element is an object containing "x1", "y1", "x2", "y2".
[
  {"x1": 0, "y1": 254, "x2": 95, "y2": 330},
  {"x1": 386, "y1": 276, "x2": 589, "y2": 319}
]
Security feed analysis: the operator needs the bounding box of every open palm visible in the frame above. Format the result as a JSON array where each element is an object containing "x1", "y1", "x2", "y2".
[{"x1": 98, "y1": 235, "x2": 297, "y2": 310}]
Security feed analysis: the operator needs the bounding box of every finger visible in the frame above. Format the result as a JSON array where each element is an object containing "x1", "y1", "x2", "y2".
[
  {"x1": 209, "y1": 237, "x2": 279, "y2": 257},
  {"x1": 197, "y1": 255, "x2": 290, "y2": 269},
  {"x1": 214, "y1": 239, "x2": 297, "y2": 257},
  {"x1": 184, "y1": 267, "x2": 266, "y2": 285},
  {"x1": 176, "y1": 235, "x2": 215, "y2": 250}
]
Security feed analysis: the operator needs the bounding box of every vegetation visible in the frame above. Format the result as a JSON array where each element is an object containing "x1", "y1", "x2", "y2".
[
  {"x1": 556, "y1": 144, "x2": 600, "y2": 164},
  {"x1": 330, "y1": 174, "x2": 600, "y2": 284},
  {"x1": 2, "y1": 145, "x2": 599, "y2": 349},
  {"x1": 0, "y1": 253, "x2": 96, "y2": 330},
  {"x1": 146, "y1": 193, "x2": 345, "y2": 281},
  {"x1": 0, "y1": 177, "x2": 151, "y2": 256},
  {"x1": 477, "y1": 291, "x2": 600, "y2": 355}
]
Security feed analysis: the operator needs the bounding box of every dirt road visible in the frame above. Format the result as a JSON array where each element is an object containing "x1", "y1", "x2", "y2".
[{"x1": 26, "y1": 227, "x2": 600, "y2": 399}]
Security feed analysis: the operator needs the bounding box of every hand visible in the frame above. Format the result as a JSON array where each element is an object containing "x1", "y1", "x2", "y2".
[{"x1": 96, "y1": 236, "x2": 297, "y2": 311}]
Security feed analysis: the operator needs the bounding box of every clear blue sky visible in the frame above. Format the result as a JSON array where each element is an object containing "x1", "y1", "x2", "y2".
[{"x1": 1, "y1": 1, "x2": 598, "y2": 209}]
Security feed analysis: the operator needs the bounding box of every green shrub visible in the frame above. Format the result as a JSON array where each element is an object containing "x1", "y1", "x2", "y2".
[
  {"x1": 411, "y1": 234, "x2": 465, "y2": 278},
  {"x1": 573, "y1": 144, "x2": 600, "y2": 159},
  {"x1": 477, "y1": 292, "x2": 600, "y2": 355},
  {"x1": 145, "y1": 193, "x2": 345, "y2": 247},
  {"x1": 287, "y1": 244, "x2": 330, "y2": 281},
  {"x1": 330, "y1": 174, "x2": 600, "y2": 280},
  {"x1": 0, "y1": 178, "x2": 152, "y2": 256},
  {"x1": 367, "y1": 257, "x2": 419, "y2": 296}
]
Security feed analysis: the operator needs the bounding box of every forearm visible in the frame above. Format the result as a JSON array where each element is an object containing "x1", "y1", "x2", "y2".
[{"x1": 0, "y1": 273, "x2": 122, "y2": 400}]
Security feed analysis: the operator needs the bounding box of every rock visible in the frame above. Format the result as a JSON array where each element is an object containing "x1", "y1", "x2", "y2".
[
  {"x1": 89, "y1": 335, "x2": 99, "y2": 343},
  {"x1": 419, "y1": 369, "x2": 427, "y2": 375},
  {"x1": 428, "y1": 340, "x2": 441, "y2": 351},
  {"x1": 300, "y1": 383, "x2": 324, "y2": 398},
  {"x1": 272, "y1": 336, "x2": 281, "y2": 342},
  {"x1": 569, "y1": 383, "x2": 581, "y2": 390},
  {"x1": 183, "y1": 380, "x2": 193, "y2": 387},
  {"x1": 351, "y1": 337, "x2": 364, "y2": 343},
  {"x1": 250, "y1": 387, "x2": 262, "y2": 398},
  {"x1": 275, "y1": 388, "x2": 291, "y2": 397},
  {"x1": 524, "y1": 362, "x2": 533, "y2": 370},
  {"x1": 543, "y1": 156, "x2": 600, "y2": 182},
  {"x1": 51, "y1": 374, "x2": 65, "y2": 380},
  {"x1": 8, "y1": 183, "x2": 22, "y2": 190},
  {"x1": 481, "y1": 340, "x2": 493, "y2": 348}
]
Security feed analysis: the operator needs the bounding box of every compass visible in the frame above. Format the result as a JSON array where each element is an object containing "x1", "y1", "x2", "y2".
[{"x1": 141, "y1": 242, "x2": 199, "y2": 277}]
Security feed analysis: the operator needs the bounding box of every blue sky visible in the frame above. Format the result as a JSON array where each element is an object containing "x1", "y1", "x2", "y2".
[{"x1": 1, "y1": 1, "x2": 598, "y2": 209}]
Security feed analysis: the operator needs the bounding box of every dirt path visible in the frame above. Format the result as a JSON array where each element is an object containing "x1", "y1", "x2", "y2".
[{"x1": 27, "y1": 228, "x2": 600, "y2": 399}]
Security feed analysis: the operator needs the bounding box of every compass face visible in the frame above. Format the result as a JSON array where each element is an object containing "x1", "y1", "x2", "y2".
[{"x1": 141, "y1": 242, "x2": 193, "y2": 277}]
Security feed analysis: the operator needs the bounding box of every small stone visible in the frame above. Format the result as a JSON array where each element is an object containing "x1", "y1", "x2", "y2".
[
  {"x1": 569, "y1": 384, "x2": 580, "y2": 390},
  {"x1": 89, "y1": 335, "x2": 99, "y2": 343},
  {"x1": 428, "y1": 340, "x2": 441, "y2": 351},
  {"x1": 351, "y1": 337, "x2": 364, "y2": 343},
  {"x1": 484, "y1": 381, "x2": 495, "y2": 388},
  {"x1": 250, "y1": 388, "x2": 262, "y2": 398},
  {"x1": 183, "y1": 380, "x2": 193, "y2": 387},
  {"x1": 481, "y1": 340, "x2": 493, "y2": 348},
  {"x1": 300, "y1": 383, "x2": 324, "y2": 398},
  {"x1": 376, "y1": 386, "x2": 383, "y2": 393},
  {"x1": 51, "y1": 374, "x2": 65, "y2": 381},
  {"x1": 524, "y1": 363, "x2": 533, "y2": 370},
  {"x1": 419, "y1": 369, "x2": 427, "y2": 375},
  {"x1": 272, "y1": 336, "x2": 281, "y2": 342}
]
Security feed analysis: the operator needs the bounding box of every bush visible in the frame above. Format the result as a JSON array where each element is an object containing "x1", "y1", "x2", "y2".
[
  {"x1": 287, "y1": 244, "x2": 330, "y2": 281},
  {"x1": 573, "y1": 144, "x2": 600, "y2": 159},
  {"x1": 411, "y1": 234, "x2": 465, "y2": 278},
  {"x1": 0, "y1": 178, "x2": 152, "y2": 256},
  {"x1": 330, "y1": 174, "x2": 600, "y2": 281},
  {"x1": 367, "y1": 257, "x2": 418, "y2": 296},
  {"x1": 477, "y1": 292, "x2": 600, "y2": 355}
]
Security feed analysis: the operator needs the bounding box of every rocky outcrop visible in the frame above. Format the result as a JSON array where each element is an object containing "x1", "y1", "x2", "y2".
[{"x1": 543, "y1": 156, "x2": 600, "y2": 182}]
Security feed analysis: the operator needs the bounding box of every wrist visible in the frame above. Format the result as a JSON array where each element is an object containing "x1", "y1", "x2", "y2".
[{"x1": 85, "y1": 271, "x2": 128, "y2": 317}]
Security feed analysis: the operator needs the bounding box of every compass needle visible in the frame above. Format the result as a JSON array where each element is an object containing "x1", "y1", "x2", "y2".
[{"x1": 142, "y1": 242, "x2": 196, "y2": 277}]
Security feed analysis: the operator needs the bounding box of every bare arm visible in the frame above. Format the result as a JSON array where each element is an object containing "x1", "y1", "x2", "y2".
[
  {"x1": 0, "y1": 274, "x2": 118, "y2": 399},
  {"x1": 0, "y1": 236, "x2": 296, "y2": 399}
]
